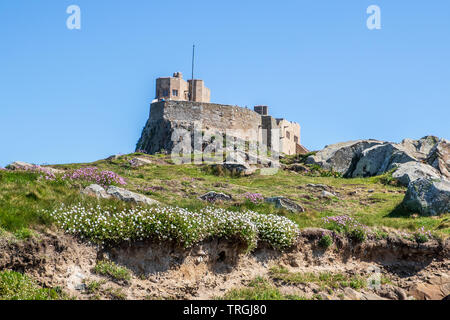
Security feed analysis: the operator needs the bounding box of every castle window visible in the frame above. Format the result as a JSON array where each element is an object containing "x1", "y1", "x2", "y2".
[
  {"x1": 294, "y1": 136, "x2": 299, "y2": 143},
  {"x1": 162, "y1": 90, "x2": 169, "y2": 97},
  {"x1": 286, "y1": 131, "x2": 291, "y2": 140},
  {"x1": 172, "y1": 90, "x2": 179, "y2": 97}
]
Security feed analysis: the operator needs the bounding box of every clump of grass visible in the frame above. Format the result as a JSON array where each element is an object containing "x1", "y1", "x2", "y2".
[
  {"x1": 220, "y1": 277, "x2": 307, "y2": 300},
  {"x1": 0, "y1": 270, "x2": 62, "y2": 300},
  {"x1": 13, "y1": 228, "x2": 35, "y2": 240},
  {"x1": 49, "y1": 204, "x2": 299, "y2": 250},
  {"x1": 84, "y1": 280, "x2": 106, "y2": 294},
  {"x1": 318, "y1": 234, "x2": 333, "y2": 249},
  {"x1": 93, "y1": 260, "x2": 131, "y2": 282},
  {"x1": 269, "y1": 267, "x2": 367, "y2": 291}
]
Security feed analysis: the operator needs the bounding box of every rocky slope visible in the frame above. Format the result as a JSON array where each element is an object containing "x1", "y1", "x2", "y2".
[
  {"x1": 1, "y1": 229, "x2": 448, "y2": 300},
  {"x1": 306, "y1": 136, "x2": 450, "y2": 215}
]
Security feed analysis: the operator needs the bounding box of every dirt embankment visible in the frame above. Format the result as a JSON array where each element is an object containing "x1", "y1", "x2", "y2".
[{"x1": 1, "y1": 229, "x2": 449, "y2": 300}]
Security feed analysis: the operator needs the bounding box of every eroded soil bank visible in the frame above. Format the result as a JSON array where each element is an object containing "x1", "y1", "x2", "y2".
[{"x1": 1, "y1": 229, "x2": 449, "y2": 300}]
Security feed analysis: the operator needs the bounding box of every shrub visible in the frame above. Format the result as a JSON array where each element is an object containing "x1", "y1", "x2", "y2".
[{"x1": 48, "y1": 204, "x2": 299, "y2": 250}]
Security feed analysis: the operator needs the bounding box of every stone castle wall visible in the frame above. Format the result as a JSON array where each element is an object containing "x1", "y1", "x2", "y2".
[{"x1": 137, "y1": 100, "x2": 303, "y2": 156}]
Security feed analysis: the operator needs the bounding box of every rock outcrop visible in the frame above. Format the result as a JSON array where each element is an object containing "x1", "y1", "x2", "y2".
[
  {"x1": 306, "y1": 136, "x2": 442, "y2": 178},
  {"x1": 402, "y1": 178, "x2": 450, "y2": 216},
  {"x1": 305, "y1": 140, "x2": 384, "y2": 177},
  {"x1": 307, "y1": 136, "x2": 449, "y2": 215},
  {"x1": 392, "y1": 162, "x2": 441, "y2": 187},
  {"x1": 426, "y1": 139, "x2": 450, "y2": 179}
]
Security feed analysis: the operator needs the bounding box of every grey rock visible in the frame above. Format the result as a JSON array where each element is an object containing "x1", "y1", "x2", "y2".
[
  {"x1": 106, "y1": 154, "x2": 121, "y2": 161},
  {"x1": 343, "y1": 287, "x2": 364, "y2": 300},
  {"x1": 306, "y1": 140, "x2": 385, "y2": 176},
  {"x1": 6, "y1": 161, "x2": 63, "y2": 174},
  {"x1": 402, "y1": 178, "x2": 450, "y2": 216},
  {"x1": 392, "y1": 162, "x2": 441, "y2": 187},
  {"x1": 82, "y1": 184, "x2": 111, "y2": 199},
  {"x1": 131, "y1": 157, "x2": 153, "y2": 167},
  {"x1": 6, "y1": 161, "x2": 36, "y2": 170},
  {"x1": 427, "y1": 138, "x2": 450, "y2": 179},
  {"x1": 218, "y1": 162, "x2": 256, "y2": 176},
  {"x1": 361, "y1": 292, "x2": 388, "y2": 300},
  {"x1": 106, "y1": 186, "x2": 159, "y2": 205},
  {"x1": 351, "y1": 143, "x2": 417, "y2": 178},
  {"x1": 320, "y1": 191, "x2": 337, "y2": 199},
  {"x1": 265, "y1": 197, "x2": 305, "y2": 213},
  {"x1": 199, "y1": 191, "x2": 232, "y2": 202},
  {"x1": 306, "y1": 136, "x2": 443, "y2": 179}
]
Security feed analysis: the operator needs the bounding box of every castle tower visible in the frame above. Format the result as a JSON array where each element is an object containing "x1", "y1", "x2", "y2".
[{"x1": 155, "y1": 72, "x2": 210, "y2": 103}]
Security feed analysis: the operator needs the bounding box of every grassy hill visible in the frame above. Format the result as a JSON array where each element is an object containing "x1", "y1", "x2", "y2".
[{"x1": 1, "y1": 152, "x2": 448, "y2": 241}]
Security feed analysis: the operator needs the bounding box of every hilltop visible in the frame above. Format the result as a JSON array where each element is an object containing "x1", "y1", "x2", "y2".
[{"x1": 0, "y1": 139, "x2": 449, "y2": 300}]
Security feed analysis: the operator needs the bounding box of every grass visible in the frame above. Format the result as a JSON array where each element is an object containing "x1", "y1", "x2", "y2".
[
  {"x1": 93, "y1": 260, "x2": 131, "y2": 282},
  {"x1": 0, "y1": 270, "x2": 64, "y2": 300},
  {"x1": 220, "y1": 277, "x2": 309, "y2": 300},
  {"x1": 0, "y1": 152, "x2": 448, "y2": 242},
  {"x1": 269, "y1": 266, "x2": 367, "y2": 291}
]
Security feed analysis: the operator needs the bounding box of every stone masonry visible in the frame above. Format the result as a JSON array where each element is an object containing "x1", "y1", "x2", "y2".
[{"x1": 137, "y1": 73, "x2": 307, "y2": 156}]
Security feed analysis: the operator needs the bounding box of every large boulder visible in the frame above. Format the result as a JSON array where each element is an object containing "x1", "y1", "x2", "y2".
[
  {"x1": 402, "y1": 178, "x2": 450, "y2": 216},
  {"x1": 351, "y1": 143, "x2": 417, "y2": 178},
  {"x1": 265, "y1": 197, "x2": 305, "y2": 213},
  {"x1": 400, "y1": 136, "x2": 440, "y2": 160},
  {"x1": 306, "y1": 140, "x2": 385, "y2": 177},
  {"x1": 427, "y1": 139, "x2": 450, "y2": 179},
  {"x1": 306, "y1": 136, "x2": 444, "y2": 179},
  {"x1": 392, "y1": 162, "x2": 441, "y2": 187},
  {"x1": 106, "y1": 186, "x2": 159, "y2": 205}
]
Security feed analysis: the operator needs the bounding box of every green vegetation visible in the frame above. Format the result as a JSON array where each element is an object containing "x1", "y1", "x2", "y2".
[
  {"x1": 50, "y1": 204, "x2": 298, "y2": 250},
  {"x1": 0, "y1": 152, "x2": 448, "y2": 244},
  {"x1": 269, "y1": 266, "x2": 367, "y2": 291},
  {"x1": 318, "y1": 234, "x2": 333, "y2": 248},
  {"x1": 220, "y1": 277, "x2": 308, "y2": 300},
  {"x1": 93, "y1": 260, "x2": 131, "y2": 282},
  {"x1": 0, "y1": 270, "x2": 63, "y2": 300}
]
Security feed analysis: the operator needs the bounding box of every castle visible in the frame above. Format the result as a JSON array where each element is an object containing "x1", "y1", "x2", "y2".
[{"x1": 136, "y1": 73, "x2": 308, "y2": 156}]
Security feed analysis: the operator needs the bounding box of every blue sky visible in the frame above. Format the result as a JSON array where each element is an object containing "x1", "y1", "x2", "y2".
[{"x1": 0, "y1": 1, "x2": 449, "y2": 167}]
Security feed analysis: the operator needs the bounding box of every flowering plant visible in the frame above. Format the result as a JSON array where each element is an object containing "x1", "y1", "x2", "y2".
[
  {"x1": 322, "y1": 215, "x2": 369, "y2": 242},
  {"x1": 49, "y1": 204, "x2": 299, "y2": 250},
  {"x1": 62, "y1": 167, "x2": 126, "y2": 187},
  {"x1": 243, "y1": 192, "x2": 264, "y2": 204}
]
